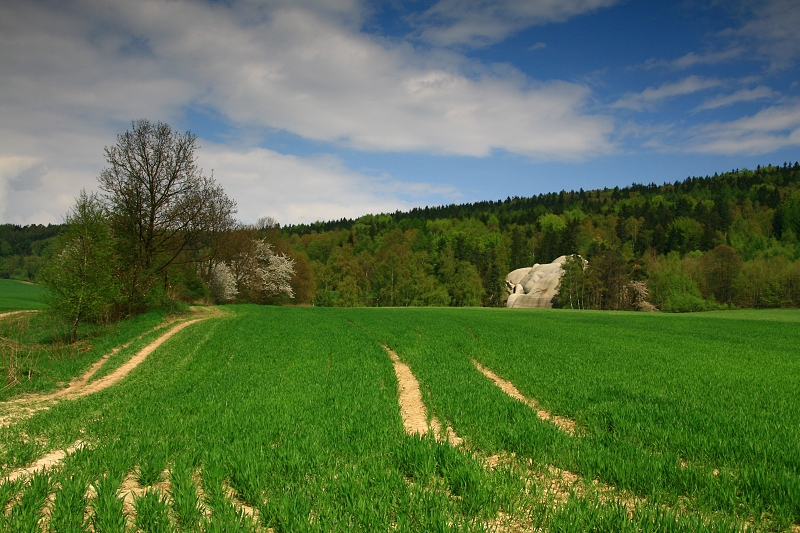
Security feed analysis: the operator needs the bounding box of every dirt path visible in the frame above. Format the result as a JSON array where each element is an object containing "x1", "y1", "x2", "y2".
[
  {"x1": 0, "y1": 309, "x2": 38, "y2": 320},
  {"x1": 383, "y1": 345, "x2": 461, "y2": 445},
  {"x1": 75, "y1": 319, "x2": 201, "y2": 397},
  {"x1": 0, "y1": 311, "x2": 213, "y2": 427},
  {"x1": 0, "y1": 314, "x2": 213, "y2": 489},
  {"x1": 472, "y1": 359, "x2": 577, "y2": 435},
  {"x1": 4, "y1": 440, "x2": 87, "y2": 483}
]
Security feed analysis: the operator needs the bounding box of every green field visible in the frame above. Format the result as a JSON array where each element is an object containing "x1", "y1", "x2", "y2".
[
  {"x1": 0, "y1": 279, "x2": 47, "y2": 311},
  {"x1": 1, "y1": 306, "x2": 798, "y2": 532}
]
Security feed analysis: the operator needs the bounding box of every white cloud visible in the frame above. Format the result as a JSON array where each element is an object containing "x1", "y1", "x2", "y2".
[
  {"x1": 637, "y1": 0, "x2": 800, "y2": 73},
  {"x1": 0, "y1": 124, "x2": 110, "y2": 225},
  {"x1": 612, "y1": 76, "x2": 722, "y2": 111},
  {"x1": 0, "y1": 0, "x2": 617, "y2": 224},
  {"x1": 693, "y1": 86, "x2": 779, "y2": 112},
  {"x1": 199, "y1": 145, "x2": 459, "y2": 225},
  {"x1": 642, "y1": 48, "x2": 744, "y2": 70},
  {"x1": 411, "y1": 0, "x2": 617, "y2": 47},
  {"x1": 732, "y1": 0, "x2": 800, "y2": 70},
  {"x1": 125, "y1": 4, "x2": 612, "y2": 158},
  {"x1": 0, "y1": 157, "x2": 36, "y2": 224},
  {"x1": 684, "y1": 100, "x2": 800, "y2": 154}
]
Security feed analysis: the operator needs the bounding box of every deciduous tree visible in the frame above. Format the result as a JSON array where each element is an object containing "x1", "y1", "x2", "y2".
[
  {"x1": 38, "y1": 191, "x2": 118, "y2": 342},
  {"x1": 229, "y1": 238, "x2": 295, "y2": 301},
  {"x1": 98, "y1": 119, "x2": 236, "y2": 311}
]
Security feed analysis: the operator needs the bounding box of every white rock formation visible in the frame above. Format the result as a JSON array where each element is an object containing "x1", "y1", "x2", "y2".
[{"x1": 505, "y1": 255, "x2": 573, "y2": 308}]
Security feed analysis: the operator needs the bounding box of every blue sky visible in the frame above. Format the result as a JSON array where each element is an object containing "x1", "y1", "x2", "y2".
[{"x1": 1, "y1": 0, "x2": 799, "y2": 225}]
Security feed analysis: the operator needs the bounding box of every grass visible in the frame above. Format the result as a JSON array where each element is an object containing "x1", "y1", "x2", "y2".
[
  {"x1": 0, "y1": 279, "x2": 47, "y2": 311},
  {"x1": 0, "y1": 305, "x2": 797, "y2": 531},
  {"x1": 350, "y1": 307, "x2": 800, "y2": 529},
  {"x1": 0, "y1": 309, "x2": 172, "y2": 401}
]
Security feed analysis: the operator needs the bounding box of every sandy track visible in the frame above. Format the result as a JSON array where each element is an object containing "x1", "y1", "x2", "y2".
[
  {"x1": 383, "y1": 345, "x2": 461, "y2": 445},
  {"x1": 0, "y1": 312, "x2": 212, "y2": 428},
  {"x1": 0, "y1": 310, "x2": 38, "y2": 320},
  {"x1": 472, "y1": 359, "x2": 577, "y2": 435},
  {"x1": 0, "y1": 312, "x2": 213, "y2": 487},
  {"x1": 74, "y1": 319, "x2": 201, "y2": 397},
  {"x1": 4, "y1": 440, "x2": 87, "y2": 483}
]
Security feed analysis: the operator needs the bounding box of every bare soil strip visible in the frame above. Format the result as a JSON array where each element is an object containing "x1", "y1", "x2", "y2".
[
  {"x1": 0, "y1": 310, "x2": 38, "y2": 320},
  {"x1": 383, "y1": 345, "x2": 462, "y2": 445},
  {"x1": 75, "y1": 319, "x2": 200, "y2": 397},
  {"x1": 196, "y1": 471, "x2": 265, "y2": 531},
  {"x1": 193, "y1": 468, "x2": 212, "y2": 520},
  {"x1": 485, "y1": 451, "x2": 641, "y2": 527},
  {"x1": 0, "y1": 313, "x2": 211, "y2": 427},
  {"x1": 472, "y1": 359, "x2": 577, "y2": 435},
  {"x1": 4, "y1": 440, "x2": 87, "y2": 483},
  {"x1": 119, "y1": 469, "x2": 175, "y2": 529},
  {"x1": 222, "y1": 479, "x2": 260, "y2": 523}
]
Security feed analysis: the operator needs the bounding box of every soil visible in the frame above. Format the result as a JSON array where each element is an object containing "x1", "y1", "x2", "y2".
[
  {"x1": 119, "y1": 468, "x2": 174, "y2": 529},
  {"x1": 223, "y1": 479, "x2": 259, "y2": 522},
  {"x1": 472, "y1": 359, "x2": 577, "y2": 436},
  {"x1": 383, "y1": 345, "x2": 461, "y2": 445},
  {"x1": 75, "y1": 319, "x2": 200, "y2": 397},
  {"x1": 0, "y1": 311, "x2": 213, "y2": 428},
  {"x1": 0, "y1": 310, "x2": 38, "y2": 320},
  {"x1": 197, "y1": 470, "x2": 263, "y2": 531},
  {"x1": 4, "y1": 440, "x2": 87, "y2": 483}
]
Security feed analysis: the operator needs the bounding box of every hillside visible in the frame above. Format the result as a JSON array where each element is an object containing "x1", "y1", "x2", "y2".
[
  {"x1": 281, "y1": 163, "x2": 800, "y2": 310},
  {"x1": 4, "y1": 163, "x2": 800, "y2": 311},
  {"x1": 0, "y1": 223, "x2": 61, "y2": 281}
]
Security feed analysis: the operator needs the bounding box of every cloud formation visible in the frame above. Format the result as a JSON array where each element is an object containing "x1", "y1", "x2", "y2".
[
  {"x1": 612, "y1": 77, "x2": 722, "y2": 111},
  {"x1": 0, "y1": 0, "x2": 615, "y2": 223},
  {"x1": 686, "y1": 100, "x2": 800, "y2": 154},
  {"x1": 1, "y1": 0, "x2": 797, "y2": 225},
  {"x1": 411, "y1": 0, "x2": 617, "y2": 47},
  {"x1": 693, "y1": 86, "x2": 779, "y2": 112},
  {"x1": 638, "y1": 0, "x2": 800, "y2": 73},
  {"x1": 199, "y1": 145, "x2": 459, "y2": 225},
  {"x1": 642, "y1": 49, "x2": 744, "y2": 71},
  {"x1": 112, "y1": 2, "x2": 612, "y2": 158},
  {"x1": 732, "y1": 0, "x2": 800, "y2": 70}
]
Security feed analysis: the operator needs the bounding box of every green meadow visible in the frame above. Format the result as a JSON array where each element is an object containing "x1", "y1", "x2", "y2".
[
  {"x1": 1, "y1": 305, "x2": 798, "y2": 532},
  {"x1": 0, "y1": 279, "x2": 47, "y2": 311}
]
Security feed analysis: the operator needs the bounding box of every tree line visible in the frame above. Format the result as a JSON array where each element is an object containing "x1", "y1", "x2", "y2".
[
  {"x1": 280, "y1": 163, "x2": 800, "y2": 311},
  {"x1": 3, "y1": 119, "x2": 799, "y2": 322}
]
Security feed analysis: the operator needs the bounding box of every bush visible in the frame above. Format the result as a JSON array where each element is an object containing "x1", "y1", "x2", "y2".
[
  {"x1": 661, "y1": 293, "x2": 721, "y2": 313},
  {"x1": 645, "y1": 251, "x2": 716, "y2": 312}
]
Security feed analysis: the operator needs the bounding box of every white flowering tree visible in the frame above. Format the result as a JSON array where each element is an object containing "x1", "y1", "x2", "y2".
[
  {"x1": 230, "y1": 238, "x2": 295, "y2": 300},
  {"x1": 207, "y1": 262, "x2": 238, "y2": 303}
]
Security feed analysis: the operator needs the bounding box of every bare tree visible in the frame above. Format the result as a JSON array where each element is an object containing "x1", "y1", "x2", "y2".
[
  {"x1": 255, "y1": 216, "x2": 280, "y2": 231},
  {"x1": 98, "y1": 119, "x2": 236, "y2": 309}
]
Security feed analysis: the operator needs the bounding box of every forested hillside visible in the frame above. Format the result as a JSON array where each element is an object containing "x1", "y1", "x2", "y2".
[
  {"x1": 4, "y1": 163, "x2": 800, "y2": 311},
  {"x1": 282, "y1": 163, "x2": 800, "y2": 310},
  {"x1": 0, "y1": 223, "x2": 60, "y2": 281}
]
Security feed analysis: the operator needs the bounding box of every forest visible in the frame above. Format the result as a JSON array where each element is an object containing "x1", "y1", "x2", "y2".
[{"x1": 3, "y1": 162, "x2": 800, "y2": 312}]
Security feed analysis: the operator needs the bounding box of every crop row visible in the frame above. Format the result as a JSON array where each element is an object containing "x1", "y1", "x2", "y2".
[
  {"x1": 2, "y1": 305, "x2": 797, "y2": 531},
  {"x1": 350, "y1": 307, "x2": 800, "y2": 530}
]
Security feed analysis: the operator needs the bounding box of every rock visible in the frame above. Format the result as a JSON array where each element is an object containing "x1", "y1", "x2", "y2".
[
  {"x1": 506, "y1": 267, "x2": 533, "y2": 287},
  {"x1": 505, "y1": 255, "x2": 581, "y2": 309}
]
